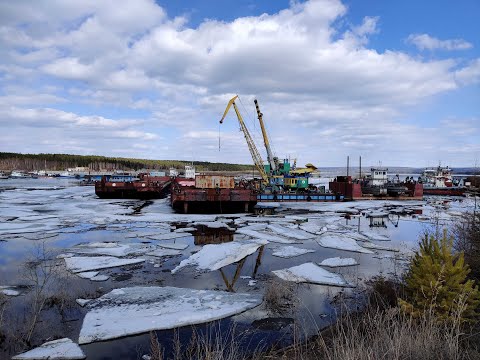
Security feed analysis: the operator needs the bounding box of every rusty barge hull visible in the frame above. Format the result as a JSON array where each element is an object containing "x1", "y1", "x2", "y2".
[
  {"x1": 95, "y1": 176, "x2": 172, "y2": 199},
  {"x1": 329, "y1": 177, "x2": 423, "y2": 200},
  {"x1": 171, "y1": 187, "x2": 258, "y2": 213},
  {"x1": 257, "y1": 193, "x2": 344, "y2": 202},
  {"x1": 423, "y1": 187, "x2": 466, "y2": 196}
]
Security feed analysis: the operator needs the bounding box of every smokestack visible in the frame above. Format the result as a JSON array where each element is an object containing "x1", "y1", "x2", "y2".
[{"x1": 347, "y1": 156, "x2": 349, "y2": 177}]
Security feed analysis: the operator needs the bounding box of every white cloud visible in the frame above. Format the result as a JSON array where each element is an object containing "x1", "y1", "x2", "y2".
[
  {"x1": 406, "y1": 33, "x2": 473, "y2": 51},
  {"x1": 0, "y1": 0, "x2": 478, "y2": 165}
]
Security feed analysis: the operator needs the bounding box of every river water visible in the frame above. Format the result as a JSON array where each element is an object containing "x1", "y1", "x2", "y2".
[{"x1": 0, "y1": 178, "x2": 476, "y2": 359}]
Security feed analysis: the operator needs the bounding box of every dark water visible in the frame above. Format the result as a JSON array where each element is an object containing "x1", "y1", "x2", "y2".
[{"x1": 0, "y1": 178, "x2": 475, "y2": 359}]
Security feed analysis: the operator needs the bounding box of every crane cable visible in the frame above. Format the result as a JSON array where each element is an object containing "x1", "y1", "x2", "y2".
[{"x1": 218, "y1": 122, "x2": 221, "y2": 151}]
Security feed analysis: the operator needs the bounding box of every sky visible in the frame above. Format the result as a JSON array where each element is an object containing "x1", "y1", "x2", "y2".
[{"x1": 0, "y1": 0, "x2": 479, "y2": 167}]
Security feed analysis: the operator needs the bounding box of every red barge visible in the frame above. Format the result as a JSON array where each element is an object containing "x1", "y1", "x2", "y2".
[
  {"x1": 95, "y1": 174, "x2": 172, "y2": 199},
  {"x1": 171, "y1": 175, "x2": 258, "y2": 213}
]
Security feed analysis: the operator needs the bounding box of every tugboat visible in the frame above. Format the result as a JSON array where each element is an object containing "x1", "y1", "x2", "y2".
[{"x1": 418, "y1": 166, "x2": 466, "y2": 196}]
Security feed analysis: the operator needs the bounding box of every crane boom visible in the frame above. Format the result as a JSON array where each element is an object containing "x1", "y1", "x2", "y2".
[
  {"x1": 254, "y1": 99, "x2": 276, "y2": 173},
  {"x1": 220, "y1": 96, "x2": 269, "y2": 184}
]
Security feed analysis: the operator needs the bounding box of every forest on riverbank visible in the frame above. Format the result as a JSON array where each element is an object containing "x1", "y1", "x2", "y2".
[{"x1": 0, "y1": 152, "x2": 253, "y2": 172}]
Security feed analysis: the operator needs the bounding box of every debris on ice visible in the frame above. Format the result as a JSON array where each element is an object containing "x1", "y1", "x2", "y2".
[
  {"x1": 271, "y1": 246, "x2": 315, "y2": 258},
  {"x1": 78, "y1": 286, "x2": 262, "y2": 344},
  {"x1": 272, "y1": 263, "x2": 351, "y2": 287},
  {"x1": 319, "y1": 257, "x2": 358, "y2": 267},
  {"x1": 317, "y1": 234, "x2": 374, "y2": 254},
  {"x1": 64, "y1": 256, "x2": 145, "y2": 273},
  {"x1": 12, "y1": 338, "x2": 86, "y2": 359},
  {"x1": 172, "y1": 241, "x2": 264, "y2": 273}
]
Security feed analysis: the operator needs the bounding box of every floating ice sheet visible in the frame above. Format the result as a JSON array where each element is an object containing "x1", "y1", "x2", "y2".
[
  {"x1": 172, "y1": 241, "x2": 265, "y2": 273},
  {"x1": 158, "y1": 242, "x2": 189, "y2": 250},
  {"x1": 147, "y1": 248, "x2": 182, "y2": 257},
  {"x1": 360, "y1": 241, "x2": 399, "y2": 252},
  {"x1": 70, "y1": 242, "x2": 155, "y2": 257},
  {"x1": 360, "y1": 230, "x2": 390, "y2": 241},
  {"x1": 78, "y1": 286, "x2": 262, "y2": 344},
  {"x1": 319, "y1": 257, "x2": 358, "y2": 267},
  {"x1": 193, "y1": 221, "x2": 234, "y2": 230},
  {"x1": 0, "y1": 286, "x2": 20, "y2": 296},
  {"x1": 273, "y1": 263, "x2": 351, "y2": 287},
  {"x1": 267, "y1": 224, "x2": 314, "y2": 240},
  {"x1": 236, "y1": 228, "x2": 295, "y2": 244},
  {"x1": 317, "y1": 234, "x2": 374, "y2": 254},
  {"x1": 271, "y1": 246, "x2": 315, "y2": 258},
  {"x1": 145, "y1": 233, "x2": 191, "y2": 241},
  {"x1": 64, "y1": 256, "x2": 145, "y2": 273},
  {"x1": 12, "y1": 338, "x2": 86, "y2": 360}
]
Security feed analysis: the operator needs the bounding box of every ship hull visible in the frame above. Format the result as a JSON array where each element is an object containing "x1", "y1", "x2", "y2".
[{"x1": 423, "y1": 187, "x2": 466, "y2": 196}]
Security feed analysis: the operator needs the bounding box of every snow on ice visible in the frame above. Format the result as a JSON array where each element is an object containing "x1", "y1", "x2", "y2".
[
  {"x1": 266, "y1": 224, "x2": 314, "y2": 240},
  {"x1": 317, "y1": 234, "x2": 374, "y2": 254},
  {"x1": 172, "y1": 241, "x2": 265, "y2": 273},
  {"x1": 319, "y1": 257, "x2": 359, "y2": 267},
  {"x1": 272, "y1": 263, "x2": 351, "y2": 287},
  {"x1": 271, "y1": 246, "x2": 315, "y2": 258},
  {"x1": 64, "y1": 256, "x2": 145, "y2": 273},
  {"x1": 12, "y1": 338, "x2": 86, "y2": 360},
  {"x1": 236, "y1": 228, "x2": 295, "y2": 244},
  {"x1": 147, "y1": 248, "x2": 182, "y2": 257},
  {"x1": 78, "y1": 286, "x2": 262, "y2": 344}
]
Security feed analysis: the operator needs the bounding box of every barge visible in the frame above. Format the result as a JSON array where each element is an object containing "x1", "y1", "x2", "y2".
[
  {"x1": 171, "y1": 175, "x2": 258, "y2": 213},
  {"x1": 418, "y1": 166, "x2": 466, "y2": 196},
  {"x1": 95, "y1": 174, "x2": 172, "y2": 199},
  {"x1": 329, "y1": 175, "x2": 423, "y2": 200}
]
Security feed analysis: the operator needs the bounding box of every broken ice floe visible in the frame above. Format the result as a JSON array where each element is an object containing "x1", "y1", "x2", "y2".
[
  {"x1": 172, "y1": 241, "x2": 265, "y2": 273},
  {"x1": 267, "y1": 224, "x2": 314, "y2": 240},
  {"x1": 157, "y1": 241, "x2": 189, "y2": 250},
  {"x1": 0, "y1": 286, "x2": 20, "y2": 296},
  {"x1": 145, "y1": 232, "x2": 191, "y2": 241},
  {"x1": 64, "y1": 256, "x2": 145, "y2": 273},
  {"x1": 271, "y1": 246, "x2": 315, "y2": 258},
  {"x1": 12, "y1": 338, "x2": 86, "y2": 360},
  {"x1": 147, "y1": 248, "x2": 182, "y2": 257},
  {"x1": 69, "y1": 242, "x2": 155, "y2": 257},
  {"x1": 360, "y1": 242, "x2": 399, "y2": 252},
  {"x1": 77, "y1": 271, "x2": 109, "y2": 281},
  {"x1": 317, "y1": 234, "x2": 374, "y2": 254},
  {"x1": 248, "y1": 280, "x2": 258, "y2": 286},
  {"x1": 78, "y1": 286, "x2": 262, "y2": 344},
  {"x1": 236, "y1": 228, "x2": 295, "y2": 244},
  {"x1": 76, "y1": 299, "x2": 92, "y2": 307},
  {"x1": 272, "y1": 263, "x2": 351, "y2": 287},
  {"x1": 193, "y1": 221, "x2": 234, "y2": 230},
  {"x1": 360, "y1": 230, "x2": 390, "y2": 241},
  {"x1": 319, "y1": 257, "x2": 358, "y2": 267}
]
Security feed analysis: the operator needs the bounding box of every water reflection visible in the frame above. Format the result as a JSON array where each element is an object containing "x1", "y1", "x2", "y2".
[
  {"x1": 194, "y1": 227, "x2": 234, "y2": 245},
  {"x1": 219, "y1": 245, "x2": 265, "y2": 292}
]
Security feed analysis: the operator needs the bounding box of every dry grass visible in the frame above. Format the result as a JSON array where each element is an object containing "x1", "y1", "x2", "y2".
[{"x1": 264, "y1": 279, "x2": 298, "y2": 316}]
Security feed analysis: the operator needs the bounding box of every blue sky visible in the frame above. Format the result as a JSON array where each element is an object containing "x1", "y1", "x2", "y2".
[{"x1": 0, "y1": 0, "x2": 478, "y2": 167}]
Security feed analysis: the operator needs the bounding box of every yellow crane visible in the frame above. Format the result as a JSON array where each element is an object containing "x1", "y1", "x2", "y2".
[
  {"x1": 220, "y1": 95, "x2": 269, "y2": 184},
  {"x1": 254, "y1": 99, "x2": 278, "y2": 173}
]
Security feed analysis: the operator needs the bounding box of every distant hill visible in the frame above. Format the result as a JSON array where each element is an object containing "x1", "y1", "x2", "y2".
[{"x1": 0, "y1": 152, "x2": 253, "y2": 172}]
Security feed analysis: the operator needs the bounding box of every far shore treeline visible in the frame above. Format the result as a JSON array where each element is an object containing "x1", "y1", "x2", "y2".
[{"x1": 0, "y1": 152, "x2": 253, "y2": 172}]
